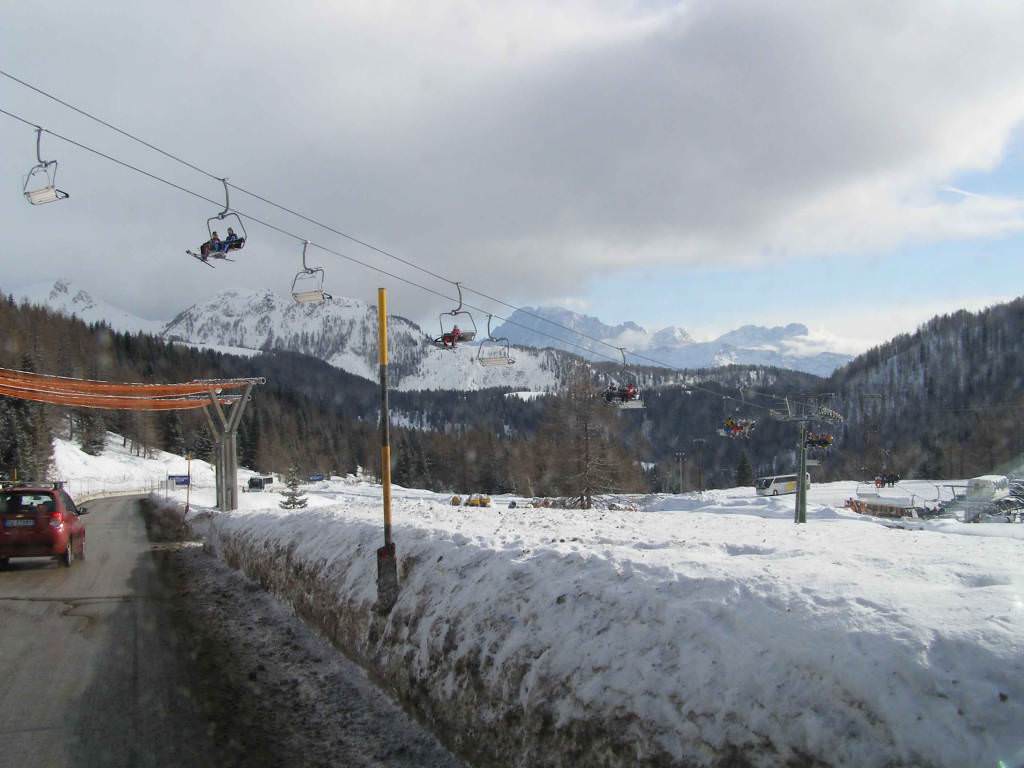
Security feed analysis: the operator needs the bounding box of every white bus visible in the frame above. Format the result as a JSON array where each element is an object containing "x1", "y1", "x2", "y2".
[{"x1": 756, "y1": 473, "x2": 811, "y2": 496}]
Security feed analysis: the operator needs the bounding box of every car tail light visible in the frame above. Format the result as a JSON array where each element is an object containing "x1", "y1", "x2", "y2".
[{"x1": 49, "y1": 511, "x2": 64, "y2": 529}]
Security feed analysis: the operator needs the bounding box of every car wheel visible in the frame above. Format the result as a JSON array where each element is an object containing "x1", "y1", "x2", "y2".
[
  {"x1": 62, "y1": 540, "x2": 74, "y2": 568},
  {"x1": 0, "y1": 558, "x2": 9, "y2": 571}
]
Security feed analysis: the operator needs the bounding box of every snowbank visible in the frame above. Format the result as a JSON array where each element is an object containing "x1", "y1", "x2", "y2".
[
  {"x1": 206, "y1": 481, "x2": 1024, "y2": 768},
  {"x1": 51, "y1": 433, "x2": 255, "y2": 501}
]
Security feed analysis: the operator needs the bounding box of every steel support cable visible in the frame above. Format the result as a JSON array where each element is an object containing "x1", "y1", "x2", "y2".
[
  {"x1": 0, "y1": 104, "x2": 778, "y2": 407},
  {"x1": 0, "y1": 72, "x2": 836, "y2": 412},
  {"x1": 0, "y1": 69, "x2": 647, "y2": 356},
  {"x1": 0, "y1": 108, "x2": 779, "y2": 410},
  {"x1": 0, "y1": 78, "x2": 792, "y2": 400},
  {"x1": 0, "y1": 106, "x2": 630, "y2": 367}
]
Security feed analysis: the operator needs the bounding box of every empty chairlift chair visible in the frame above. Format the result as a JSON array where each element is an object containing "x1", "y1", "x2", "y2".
[
  {"x1": 291, "y1": 241, "x2": 331, "y2": 304},
  {"x1": 477, "y1": 315, "x2": 515, "y2": 367},
  {"x1": 23, "y1": 128, "x2": 69, "y2": 205}
]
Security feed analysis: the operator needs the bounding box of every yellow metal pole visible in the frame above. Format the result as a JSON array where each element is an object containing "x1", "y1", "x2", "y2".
[
  {"x1": 378, "y1": 288, "x2": 393, "y2": 546},
  {"x1": 376, "y1": 287, "x2": 399, "y2": 610},
  {"x1": 185, "y1": 452, "x2": 192, "y2": 516}
]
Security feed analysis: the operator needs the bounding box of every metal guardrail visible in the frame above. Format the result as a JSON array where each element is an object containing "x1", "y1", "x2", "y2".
[{"x1": 76, "y1": 487, "x2": 156, "y2": 504}]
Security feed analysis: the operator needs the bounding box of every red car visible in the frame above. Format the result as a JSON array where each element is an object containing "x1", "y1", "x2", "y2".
[{"x1": 0, "y1": 484, "x2": 88, "y2": 568}]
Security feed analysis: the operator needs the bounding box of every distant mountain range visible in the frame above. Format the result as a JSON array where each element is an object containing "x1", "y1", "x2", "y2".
[
  {"x1": 494, "y1": 308, "x2": 852, "y2": 377},
  {"x1": 15, "y1": 279, "x2": 852, "y2": 386},
  {"x1": 15, "y1": 280, "x2": 565, "y2": 392}
]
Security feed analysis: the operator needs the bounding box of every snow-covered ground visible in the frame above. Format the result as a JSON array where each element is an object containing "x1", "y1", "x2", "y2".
[
  {"x1": 52, "y1": 433, "x2": 255, "y2": 500},
  {"x1": 203, "y1": 478, "x2": 1022, "y2": 768},
  {"x1": 52, "y1": 436, "x2": 1023, "y2": 767}
]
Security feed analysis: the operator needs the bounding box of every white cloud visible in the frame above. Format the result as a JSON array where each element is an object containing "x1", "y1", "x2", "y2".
[{"x1": 2, "y1": 1, "x2": 1024, "y2": 321}]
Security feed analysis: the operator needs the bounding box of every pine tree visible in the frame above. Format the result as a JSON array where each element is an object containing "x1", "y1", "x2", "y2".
[
  {"x1": 14, "y1": 352, "x2": 54, "y2": 480},
  {"x1": 78, "y1": 410, "x2": 106, "y2": 456},
  {"x1": 279, "y1": 465, "x2": 308, "y2": 510},
  {"x1": 159, "y1": 412, "x2": 186, "y2": 455},
  {"x1": 190, "y1": 424, "x2": 215, "y2": 462},
  {"x1": 735, "y1": 452, "x2": 754, "y2": 487},
  {"x1": 555, "y1": 371, "x2": 619, "y2": 508}
]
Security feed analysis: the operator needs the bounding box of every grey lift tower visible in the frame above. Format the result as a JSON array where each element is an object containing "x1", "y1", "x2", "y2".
[{"x1": 769, "y1": 396, "x2": 845, "y2": 524}]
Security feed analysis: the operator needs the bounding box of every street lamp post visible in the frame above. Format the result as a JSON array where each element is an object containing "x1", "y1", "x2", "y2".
[
  {"x1": 675, "y1": 451, "x2": 686, "y2": 494},
  {"x1": 692, "y1": 439, "x2": 706, "y2": 492}
]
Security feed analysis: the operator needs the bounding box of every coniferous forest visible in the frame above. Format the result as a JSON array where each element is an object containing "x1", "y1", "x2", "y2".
[{"x1": 2, "y1": 292, "x2": 1023, "y2": 498}]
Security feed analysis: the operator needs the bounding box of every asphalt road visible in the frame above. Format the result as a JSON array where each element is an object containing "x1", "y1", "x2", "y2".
[
  {"x1": 0, "y1": 495, "x2": 222, "y2": 768},
  {"x1": 0, "y1": 496, "x2": 465, "y2": 768}
]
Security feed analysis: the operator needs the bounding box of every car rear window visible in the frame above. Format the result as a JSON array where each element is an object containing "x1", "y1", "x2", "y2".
[{"x1": 0, "y1": 492, "x2": 56, "y2": 515}]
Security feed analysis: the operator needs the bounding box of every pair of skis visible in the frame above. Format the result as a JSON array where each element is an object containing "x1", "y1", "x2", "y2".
[{"x1": 186, "y1": 250, "x2": 236, "y2": 269}]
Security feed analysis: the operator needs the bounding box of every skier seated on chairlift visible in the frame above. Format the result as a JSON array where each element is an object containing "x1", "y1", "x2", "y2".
[
  {"x1": 441, "y1": 325, "x2": 463, "y2": 349},
  {"x1": 222, "y1": 227, "x2": 245, "y2": 252},
  {"x1": 605, "y1": 383, "x2": 638, "y2": 403},
  {"x1": 198, "y1": 231, "x2": 222, "y2": 259},
  {"x1": 724, "y1": 416, "x2": 752, "y2": 437},
  {"x1": 806, "y1": 432, "x2": 833, "y2": 448}
]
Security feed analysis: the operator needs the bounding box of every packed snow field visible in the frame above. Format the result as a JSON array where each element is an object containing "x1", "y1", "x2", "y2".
[{"x1": 53, "y1": 441, "x2": 1023, "y2": 767}]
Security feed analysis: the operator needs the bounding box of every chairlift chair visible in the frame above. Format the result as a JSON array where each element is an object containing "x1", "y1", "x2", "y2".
[
  {"x1": 602, "y1": 348, "x2": 644, "y2": 409},
  {"x1": 477, "y1": 315, "x2": 515, "y2": 367},
  {"x1": 718, "y1": 393, "x2": 756, "y2": 437},
  {"x1": 432, "y1": 282, "x2": 478, "y2": 350},
  {"x1": 23, "y1": 128, "x2": 69, "y2": 205},
  {"x1": 206, "y1": 178, "x2": 247, "y2": 253},
  {"x1": 291, "y1": 241, "x2": 331, "y2": 304}
]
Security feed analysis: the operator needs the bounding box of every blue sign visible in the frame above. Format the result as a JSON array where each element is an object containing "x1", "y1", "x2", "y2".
[
  {"x1": 168, "y1": 474, "x2": 191, "y2": 486},
  {"x1": 308, "y1": 473, "x2": 324, "y2": 482}
]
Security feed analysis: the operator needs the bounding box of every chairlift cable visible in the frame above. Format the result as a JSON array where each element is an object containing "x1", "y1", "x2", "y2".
[
  {"x1": 0, "y1": 107, "x2": 630, "y2": 366},
  {"x1": 0, "y1": 72, "x2": 781, "y2": 386},
  {"x1": 0, "y1": 70, "x2": 636, "y2": 355},
  {"x1": 0, "y1": 103, "x2": 804, "y2": 408},
  {"x1": 0, "y1": 72, "x2": 864, "y2": 408}
]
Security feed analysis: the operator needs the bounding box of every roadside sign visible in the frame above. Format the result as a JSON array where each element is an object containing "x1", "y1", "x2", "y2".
[
  {"x1": 168, "y1": 474, "x2": 191, "y2": 486},
  {"x1": 805, "y1": 460, "x2": 821, "y2": 467}
]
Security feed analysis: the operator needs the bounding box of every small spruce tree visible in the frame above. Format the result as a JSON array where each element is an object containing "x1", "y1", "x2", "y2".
[
  {"x1": 78, "y1": 411, "x2": 107, "y2": 456},
  {"x1": 279, "y1": 465, "x2": 308, "y2": 510},
  {"x1": 735, "y1": 452, "x2": 754, "y2": 487}
]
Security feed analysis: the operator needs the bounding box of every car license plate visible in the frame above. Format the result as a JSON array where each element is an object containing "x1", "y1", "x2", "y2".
[{"x1": 3, "y1": 519, "x2": 35, "y2": 528}]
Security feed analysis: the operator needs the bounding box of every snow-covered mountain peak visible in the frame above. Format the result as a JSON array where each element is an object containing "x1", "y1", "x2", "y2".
[
  {"x1": 716, "y1": 323, "x2": 809, "y2": 348},
  {"x1": 650, "y1": 326, "x2": 694, "y2": 348},
  {"x1": 496, "y1": 306, "x2": 850, "y2": 376},
  {"x1": 15, "y1": 278, "x2": 166, "y2": 335},
  {"x1": 162, "y1": 288, "x2": 562, "y2": 391}
]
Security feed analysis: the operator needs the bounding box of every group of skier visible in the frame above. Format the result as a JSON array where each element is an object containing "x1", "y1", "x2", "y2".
[
  {"x1": 722, "y1": 416, "x2": 756, "y2": 438},
  {"x1": 604, "y1": 382, "x2": 639, "y2": 404},
  {"x1": 189, "y1": 227, "x2": 245, "y2": 263},
  {"x1": 805, "y1": 432, "x2": 834, "y2": 449}
]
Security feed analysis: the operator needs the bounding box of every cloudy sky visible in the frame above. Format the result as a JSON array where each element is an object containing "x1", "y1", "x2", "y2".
[{"x1": 3, "y1": 1, "x2": 1024, "y2": 352}]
